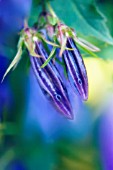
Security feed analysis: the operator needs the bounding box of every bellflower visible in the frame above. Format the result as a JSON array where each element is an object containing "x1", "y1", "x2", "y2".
[
  {"x1": 36, "y1": 10, "x2": 100, "y2": 101},
  {"x1": 30, "y1": 37, "x2": 73, "y2": 119},
  {"x1": 2, "y1": 26, "x2": 73, "y2": 119},
  {"x1": 2, "y1": 4, "x2": 100, "y2": 119}
]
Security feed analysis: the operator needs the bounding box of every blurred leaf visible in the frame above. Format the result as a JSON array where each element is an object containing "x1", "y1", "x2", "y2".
[
  {"x1": 97, "y1": 0, "x2": 113, "y2": 37},
  {"x1": 98, "y1": 44, "x2": 113, "y2": 60},
  {"x1": 55, "y1": 140, "x2": 102, "y2": 170},
  {"x1": 32, "y1": 0, "x2": 53, "y2": 7},
  {"x1": 0, "y1": 149, "x2": 15, "y2": 170},
  {"x1": 32, "y1": 0, "x2": 42, "y2": 6},
  {"x1": 51, "y1": 0, "x2": 113, "y2": 45}
]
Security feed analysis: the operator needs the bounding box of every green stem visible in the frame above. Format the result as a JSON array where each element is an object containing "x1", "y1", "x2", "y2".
[
  {"x1": 47, "y1": 2, "x2": 58, "y2": 19},
  {"x1": 42, "y1": 0, "x2": 46, "y2": 12}
]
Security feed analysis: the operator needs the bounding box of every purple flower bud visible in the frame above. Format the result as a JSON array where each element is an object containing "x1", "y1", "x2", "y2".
[
  {"x1": 30, "y1": 40, "x2": 73, "y2": 119},
  {"x1": 63, "y1": 38, "x2": 88, "y2": 101}
]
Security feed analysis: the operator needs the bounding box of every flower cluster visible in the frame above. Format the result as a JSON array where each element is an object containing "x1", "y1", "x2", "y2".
[{"x1": 2, "y1": 4, "x2": 100, "y2": 119}]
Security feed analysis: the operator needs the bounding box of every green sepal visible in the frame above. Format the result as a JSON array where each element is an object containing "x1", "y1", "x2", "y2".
[
  {"x1": 1, "y1": 46, "x2": 23, "y2": 82},
  {"x1": 76, "y1": 42, "x2": 99, "y2": 58},
  {"x1": 41, "y1": 46, "x2": 56, "y2": 68}
]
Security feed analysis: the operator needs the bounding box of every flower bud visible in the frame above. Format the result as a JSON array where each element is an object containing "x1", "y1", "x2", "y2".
[
  {"x1": 30, "y1": 39, "x2": 73, "y2": 119},
  {"x1": 63, "y1": 38, "x2": 88, "y2": 100}
]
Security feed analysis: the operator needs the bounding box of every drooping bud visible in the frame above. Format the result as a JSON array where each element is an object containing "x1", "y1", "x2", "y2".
[
  {"x1": 30, "y1": 39, "x2": 73, "y2": 119},
  {"x1": 63, "y1": 38, "x2": 88, "y2": 100}
]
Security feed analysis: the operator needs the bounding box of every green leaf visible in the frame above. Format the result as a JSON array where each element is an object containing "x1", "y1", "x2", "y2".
[
  {"x1": 51, "y1": 0, "x2": 113, "y2": 45},
  {"x1": 41, "y1": 46, "x2": 56, "y2": 68}
]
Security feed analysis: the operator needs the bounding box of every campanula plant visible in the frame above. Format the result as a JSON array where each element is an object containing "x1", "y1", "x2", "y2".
[
  {"x1": 1, "y1": 1, "x2": 113, "y2": 170},
  {"x1": 2, "y1": 2, "x2": 100, "y2": 119}
]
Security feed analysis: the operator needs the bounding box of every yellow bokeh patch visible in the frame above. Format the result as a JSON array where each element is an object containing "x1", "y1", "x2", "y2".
[{"x1": 84, "y1": 57, "x2": 113, "y2": 107}]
